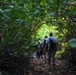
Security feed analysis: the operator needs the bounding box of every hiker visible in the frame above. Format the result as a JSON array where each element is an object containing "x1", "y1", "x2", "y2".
[
  {"x1": 35, "y1": 42, "x2": 41, "y2": 59},
  {"x1": 40, "y1": 36, "x2": 48, "y2": 59},
  {"x1": 44, "y1": 32, "x2": 58, "y2": 66},
  {"x1": 36, "y1": 49, "x2": 40, "y2": 59}
]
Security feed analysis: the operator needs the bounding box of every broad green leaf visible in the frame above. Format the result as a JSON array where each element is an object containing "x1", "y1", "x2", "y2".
[{"x1": 68, "y1": 38, "x2": 76, "y2": 48}]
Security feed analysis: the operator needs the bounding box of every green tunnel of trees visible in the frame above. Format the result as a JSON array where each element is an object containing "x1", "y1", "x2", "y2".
[{"x1": 0, "y1": 0, "x2": 76, "y2": 74}]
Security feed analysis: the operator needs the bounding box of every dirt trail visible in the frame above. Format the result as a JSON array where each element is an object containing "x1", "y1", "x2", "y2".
[{"x1": 25, "y1": 58, "x2": 72, "y2": 75}]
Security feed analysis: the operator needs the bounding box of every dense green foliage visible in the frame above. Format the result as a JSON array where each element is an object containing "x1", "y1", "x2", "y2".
[
  {"x1": 0, "y1": 0, "x2": 76, "y2": 75},
  {"x1": 0, "y1": 0, "x2": 76, "y2": 65}
]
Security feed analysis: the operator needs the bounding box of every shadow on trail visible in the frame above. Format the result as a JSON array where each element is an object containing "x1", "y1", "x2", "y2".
[
  {"x1": 29, "y1": 57, "x2": 73, "y2": 75},
  {"x1": 0, "y1": 55, "x2": 73, "y2": 75}
]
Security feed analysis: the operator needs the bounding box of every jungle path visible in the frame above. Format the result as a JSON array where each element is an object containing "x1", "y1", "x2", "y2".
[{"x1": 25, "y1": 57, "x2": 73, "y2": 75}]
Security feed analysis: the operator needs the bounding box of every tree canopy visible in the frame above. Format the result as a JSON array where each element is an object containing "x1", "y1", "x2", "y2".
[
  {"x1": 0, "y1": 0, "x2": 76, "y2": 75},
  {"x1": 0, "y1": 0, "x2": 76, "y2": 55}
]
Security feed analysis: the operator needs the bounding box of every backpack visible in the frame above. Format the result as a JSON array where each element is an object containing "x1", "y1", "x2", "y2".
[{"x1": 49, "y1": 38, "x2": 56, "y2": 49}]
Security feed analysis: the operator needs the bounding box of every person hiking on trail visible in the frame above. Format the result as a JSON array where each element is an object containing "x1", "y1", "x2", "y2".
[
  {"x1": 44, "y1": 32, "x2": 58, "y2": 66},
  {"x1": 40, "y1": 36, "x2": 48, "y2": 59},
  {"x1": 36, "y1": 49, "x2": 40, "y2": 59},
  {"x1": 35, "y1": 42, "x2": 41, "y2": 59}
]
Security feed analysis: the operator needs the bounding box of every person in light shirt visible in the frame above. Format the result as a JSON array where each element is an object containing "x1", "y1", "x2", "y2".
[{"x1": 44, "y1": 32, "x2": 58, "y2": 66}]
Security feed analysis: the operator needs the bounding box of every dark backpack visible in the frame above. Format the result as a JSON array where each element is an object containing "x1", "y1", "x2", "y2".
[{"x1": 49, "y1": 38, "x2": 56, "y2": 49}]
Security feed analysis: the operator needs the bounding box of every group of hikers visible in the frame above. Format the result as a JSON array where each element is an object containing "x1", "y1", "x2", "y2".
[{"x1": 36, "y1": 32, "x2": 58, "y2": 67}]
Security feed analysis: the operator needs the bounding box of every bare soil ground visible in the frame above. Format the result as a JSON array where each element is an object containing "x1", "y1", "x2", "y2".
[{"x1": 25, "y1": 58, "x2": 74, "y2": 75}]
